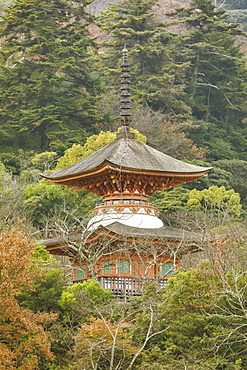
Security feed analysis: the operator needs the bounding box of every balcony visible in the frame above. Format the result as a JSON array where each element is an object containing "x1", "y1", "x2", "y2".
[{"x1": 73, "y1": 276, "x2": 168, "y2": 297}]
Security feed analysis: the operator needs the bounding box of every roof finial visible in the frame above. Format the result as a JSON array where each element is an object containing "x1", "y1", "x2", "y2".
[
  {"x1": 117, "y1": 45, "x2": 135, "y2": 139},
  {"x1": 120, "y1": 45, "x2": 131, "y2": 127},
  {"x1": 122, "y1": 43, "x2": 128, "y2": 62}
]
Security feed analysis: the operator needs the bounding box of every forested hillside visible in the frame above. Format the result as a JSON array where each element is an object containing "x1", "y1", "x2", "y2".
[
  {"x1": 0, "y1": 0, "x2": 247, "y2": 368},
  {"x1": 224, "y1": 0, "x2": 247, "y2": 31}
]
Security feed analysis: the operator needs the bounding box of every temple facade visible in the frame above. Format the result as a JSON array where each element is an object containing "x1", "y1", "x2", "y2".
[{"x1": 40, "y1": 49, "x2": 212, "y2": 296}]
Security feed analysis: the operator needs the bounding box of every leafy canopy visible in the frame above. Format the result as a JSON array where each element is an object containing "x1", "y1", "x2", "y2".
[
  {"x1": 0, "y1": 0, "x2": 104, "y2": 153},
  {"x1": 187, "y1": 185, "x2": 242, "y2": 217},
  {"x1": 0, "y1": 229, "x2": 56, "y2": 368}
]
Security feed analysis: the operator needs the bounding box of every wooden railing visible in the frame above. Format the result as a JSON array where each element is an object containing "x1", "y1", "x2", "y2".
[{"x1": 73, "y1": 276, "x2": 168, "y2": 297}]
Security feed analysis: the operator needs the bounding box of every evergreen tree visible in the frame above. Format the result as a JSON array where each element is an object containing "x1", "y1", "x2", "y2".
[
  {"x1": 224, "y1": 0, "x2": 247, "y2": 32},
  {"x1": 171, "y1": 0, "x2": 247, "y2": 160},
  {"x1": 0, "y1": 0, "x2": 104, "y2": 154},
  {"x1": 98, "y1": 0, "x2": 191, "y2": 117},
  {"x1": 225, "y1": 0, "x2": 247, "y2": 10}
]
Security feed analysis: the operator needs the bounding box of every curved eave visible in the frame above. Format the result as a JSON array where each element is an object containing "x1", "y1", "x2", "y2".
[
  {"x1": 86, "y1": 222, "x2": 203, "y2": 243},
  {"x1": 38, "y1": 234, "x2": 81, "y2": 256},
  {"x1": 40, "y1": 137, "x2": 213, "y2": 183},
  {"x1": 41, "y1": 161, "x2": 212, "y2": 184},
  {"x1": 38, "y1": 223, "x2": 204, "y2": 258},
  {"x1": 85, "y1": 223, "x2": 204, "y2": 256}
]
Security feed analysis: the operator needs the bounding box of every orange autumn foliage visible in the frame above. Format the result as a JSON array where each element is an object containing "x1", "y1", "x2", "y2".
[
  {"x1": 0, "y1": 229, "x2": 56, "y2": 370},
  {"x1": 73, "y1": 316, "x2": 136, "y2": 369}
]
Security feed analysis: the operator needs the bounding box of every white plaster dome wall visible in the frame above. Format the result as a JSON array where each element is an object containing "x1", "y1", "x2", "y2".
[{"x1": 87, "y1": 212, "x2": 164, "y2": 231}]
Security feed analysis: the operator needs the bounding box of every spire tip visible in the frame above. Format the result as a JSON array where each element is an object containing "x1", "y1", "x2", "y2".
[{"x1": 122, "y1": 44, "x2": 128, "y2": 61}]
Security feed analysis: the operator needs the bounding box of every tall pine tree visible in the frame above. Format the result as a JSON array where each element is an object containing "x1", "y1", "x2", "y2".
[
  {"x1": 98, "y1": 0, "x2": 191, "y2": 117},
  {"x1": 171, "y1": 0, "x2": 247, "y2": 160},
  {"x1": 0, "y1": 0, "x2": 104, "y2": 154}
]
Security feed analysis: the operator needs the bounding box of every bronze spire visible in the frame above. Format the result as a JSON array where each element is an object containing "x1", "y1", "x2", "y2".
[
  {"x1": 117, "y1": 46, "x2": 135, "y2": 139},
  {"x1": 120, "y1": 46, "x2": 131, "y2": 126}
]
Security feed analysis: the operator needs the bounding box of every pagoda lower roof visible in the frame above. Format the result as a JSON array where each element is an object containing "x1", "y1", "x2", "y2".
[
  {"x1": 86, "y1": 222, "x2": 204, "y2": 245},
  {"x1": 40, "y1": 137, "x2": 212, "y2": 182},
  {"x1": 38, "y1": 222, "x2": 205, "y2": 256}
]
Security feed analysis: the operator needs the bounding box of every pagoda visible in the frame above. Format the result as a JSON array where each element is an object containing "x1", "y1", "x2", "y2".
[{"x1": 40, "y1": 48, "x2": 212, "y2": 296}]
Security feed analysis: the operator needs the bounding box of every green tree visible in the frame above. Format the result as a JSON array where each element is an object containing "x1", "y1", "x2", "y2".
[
  {"x1": 128, "y1": 107, "x2": 206, "y2": 161},
  {"x1": 151, "y1": 187, "x2": 190, "y2": 216},
  {"x1": 183, "y1": 163, "x2": 233, "y2": 192},
  {"x1": 22, "y1": 179, "x2": 101, "y2": 236},
  {"x1": 137, "y1": 257, "x2": 247, "y2": 369},
  {"x1": 171, "y1": 0, "x2": 247, "y2": 160},
  {"x1": 151, "y1": 183, "x2": 242, "y2": 229},
  {"x1": 59, "y1": 279, "x2": 113, "y2": 310},
  {"x1": 225, "y1": 0, "x2": 247, "y2": 8},
  {"x1": 154, "y1": 265, "x2": 238, "y2": 369},
  {"x1": 98, "y1": 0, "x2": 191, "y2": 117},
  {"x1": 225, "y1": 8, "x2": 247, "y2": 31},
  {"x1": 64, "y1": 283, "x2": 167, "y2": 370},
  {"x1": 224, "y1": 0, "x2": 247, "y2": 31},
  {"x1": 54, "y1": 280, "x2": 115, "y2": 368},
  {"x1": 187, "y1": 185, "x2": 242, "y2": 217},
  {"x1": 0, "y1": 0, "x2": 104, "y2": 155},
  {"x1": 18, "y1": 268, "x2": 67, "y2": 314},
  {"x1": 31, "y1": 151, "x2": 58, "y2": 172},
  {"x1": 0, "y1": 148, "x2": 37, "y2": 174},
  {"x1": 0, "y1": 162, "x2": 28, "y2": 231},
  {"x1": 213, "y1": 159, "x2": 247, "y2": 211}
]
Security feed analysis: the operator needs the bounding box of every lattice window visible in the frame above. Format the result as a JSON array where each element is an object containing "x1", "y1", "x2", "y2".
[
  {"x1": 118, "y1": 260, "x2": 130, "y2": 274},
  {"x1": 104, "y1": 261, "x2": 114, "y2": 274},
  {"x1": 76, "y1": 267, "x2": 84, "y2": 279},
  {"x1": 162, "y1": 263, "x2": 174, "y2": 277}
]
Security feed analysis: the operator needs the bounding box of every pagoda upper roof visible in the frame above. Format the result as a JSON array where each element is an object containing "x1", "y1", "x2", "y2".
[{"x1": 41, "y1": 135, "x2": 212, "y2": 182}]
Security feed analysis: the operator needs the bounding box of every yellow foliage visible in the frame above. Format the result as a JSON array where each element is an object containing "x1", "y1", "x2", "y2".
[
  {"x1": 187, "y1": 186, "x2": 242, "y2": 217},
  {"x1": 55, "y1": 129, "x2": 146, "y2": 170}
]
